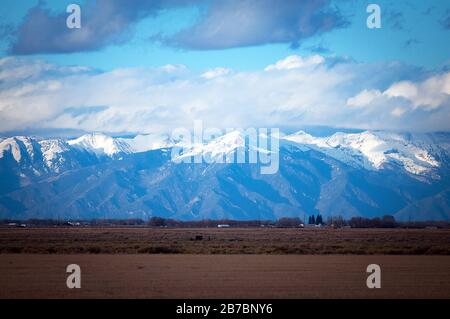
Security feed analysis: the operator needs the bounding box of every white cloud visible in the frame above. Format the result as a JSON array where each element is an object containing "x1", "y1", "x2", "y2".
[
  {"x1": 391, "y1": 106, "x2": 406, "y2": 117},
  {"x1": 0, "y1": 56, "x2": 449, "y2": 134},
  {"x1": 161, "y1": 64, "x2": 187, "y2": 72},
  {"x1": 0, "y1": 57, "x2": 92, "y2": 87},
  {"x1": 264, "y1": 55, "x2": 324, "y2": 71},
  {"x1": 347, "y1": 89, "x2": 382, "y2": 107},
  {"x1": 347, "y1": 72, "x2": 450, "y2": 119},
  {"x1": 384, "y1": 81, "x2": 418, "y2": 100},
  {"x1": 412, "y1": 73, "x2": 450, "y2": 108},
  {"x1": 201, "y1": 67, "x2": 231, "y2": 79}
]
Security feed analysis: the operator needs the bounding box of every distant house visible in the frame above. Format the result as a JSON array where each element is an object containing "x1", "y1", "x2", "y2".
[
  {"x1": 5, "y1": 223, "x2": 27, "y2": 228},
  {"x1": 217, "y1": 224, "x2": 230, "y2": 228},
  {"x1": 66, "y1": 221, "x2": 81, "y2": 226}
]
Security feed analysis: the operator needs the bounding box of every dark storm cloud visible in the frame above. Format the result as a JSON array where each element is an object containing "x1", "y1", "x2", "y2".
[
  {"x1": 9, "y1": 0, "x2": 194, "y2": 54},
  {"x1": 8, "y1": 0, "x2": 348, "y2": 54},
  {"x1": 165, "y1": 0, "x2": 348, "y2": 50}
]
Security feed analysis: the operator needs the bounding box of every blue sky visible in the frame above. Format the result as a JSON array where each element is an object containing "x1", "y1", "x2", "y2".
[
  {"x1": 1, "y1": 0, "x2": 449, "y2": 70},
  {"x1": 0, "y1": 1, "x2": 449, "y2": 134}
]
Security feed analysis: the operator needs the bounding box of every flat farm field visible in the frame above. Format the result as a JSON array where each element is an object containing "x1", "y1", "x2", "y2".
[
  {"x1": 1, "y1": 227, "x2": 449, "y2": 254},
  {"x1": 1, "y1": 227, "x2": 450, "y2": 298},
  {"x1": 1, "y1": 254, "x2": 450, "y2": 298}
]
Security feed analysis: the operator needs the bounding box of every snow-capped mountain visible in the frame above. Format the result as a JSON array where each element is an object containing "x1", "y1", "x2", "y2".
[
  {"x1": 68, "y1": 133, "x2": 133, "y2": 157},
  {"x1": 0, "y1": 132, "x2": 173, "y2": 173},
  {"x1": 118, "y1": 133, "x2": 172, "y2": 153},
  {"x1": 282, "y1": 131, "x2": 440, "y2": 175},
  {"x1": 1, "y1": 129, "x2": 450, "y2": 221},
  {"x1": 0, "y1": 136, "x2": 40, "y2": 163},
  {"x1": 176, "y1": 130, "x2": 246, "y2": 162}
]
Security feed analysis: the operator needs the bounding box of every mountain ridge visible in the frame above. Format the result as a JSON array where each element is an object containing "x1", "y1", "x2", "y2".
[{"x1": 1, "y1": 130, "x2": 449, "y2": 221}]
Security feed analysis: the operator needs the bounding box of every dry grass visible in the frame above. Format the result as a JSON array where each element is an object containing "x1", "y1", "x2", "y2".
[{"x1": 1, "y1": 227, "x2": 449, "y2": 254}]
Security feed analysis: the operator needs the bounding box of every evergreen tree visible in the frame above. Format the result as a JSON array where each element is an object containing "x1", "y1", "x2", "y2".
[
  {"x1": 311, "y1": 215, "x2": 316, "y2": 225},
  {"x1": 316, "y1": 214, "x2": 323, "y2": 225}
]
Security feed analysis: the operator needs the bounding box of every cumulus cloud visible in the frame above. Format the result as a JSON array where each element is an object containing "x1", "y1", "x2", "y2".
[
  {"x1": 0, "y1": 55, "x2": 449, "y2": 134},
  {"x1": 348, "y1": 72, "x2": 450, "y2": 111},
  {"x1": 385, "y1": 73, "x2": 450, "y2": 109},
  {"x1": 201, "y1": 67, "x2": 231, "y2": 79},
  {"x1": 0, "y1": 57, "x2": 93, "y2": 85},
  {"x1": 7, "y1": 0, "x2": 348, "y2": 54},
  {"x1": 384, "y1": 81, "x2": 418, "y2": 100},
  {"x1": 346, "y1": 89, "x2": 382, "y2": 107},
  {"x1": 9, "y1": 0, "x2": 194, "y2": 54},
  {"x1": 160, "y1": 0, "x2": 348, "y2": 49},
  {"x1": 264, "y1": 55, "x2": 324, "y2": 71},
  {"x1": 391, "y1": 106, "x2": 406, "y2": 117}
]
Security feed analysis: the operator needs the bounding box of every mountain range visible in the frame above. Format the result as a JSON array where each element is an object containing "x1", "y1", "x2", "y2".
[{"x1": 1, "y1": 130, "x2": 450, "y2": 221}]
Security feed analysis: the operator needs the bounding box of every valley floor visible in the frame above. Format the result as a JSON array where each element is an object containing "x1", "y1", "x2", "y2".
[
  {"x1": 1, "y1": 227, "x2": 449, "y2": 254},
  {"x1": 1, "y1": 254, "x2": 450, "y2": 298}
]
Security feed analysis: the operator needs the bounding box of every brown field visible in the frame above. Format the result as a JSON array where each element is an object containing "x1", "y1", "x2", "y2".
[
  {"x1": 0, "y1": 227, "x2": 449, "y2": 254},
  {"x1": 1, "y1": 254, "x2": 450, "y2": 298},
  {"x1": 1, "y1": 228, "x2": 450, "y2": 298}
]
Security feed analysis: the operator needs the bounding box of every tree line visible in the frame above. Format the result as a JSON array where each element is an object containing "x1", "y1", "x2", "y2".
[{"x1": 1, "y1": 214, "x2": 449, "y2": 228}]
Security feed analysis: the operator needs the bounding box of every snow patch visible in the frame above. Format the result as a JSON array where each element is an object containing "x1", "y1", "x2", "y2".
[
  {"x1": 0, "y1": 136, "x2": 36, "y2": 162},
  {"x1": 283, "y1": 130, "x2": 439, "y2": 175},
  {"x1": 118, "y1": 133, "x2": 172, "y2": 153},
  {"x1": 68, "y1": 133, "x2": 131, "y2": 156},
  {"x1": 177, "y1": 130, "x2": 245, "y2": 161}
]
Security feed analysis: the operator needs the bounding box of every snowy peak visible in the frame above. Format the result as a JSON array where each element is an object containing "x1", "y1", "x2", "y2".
[
  {"x1": 2, "y1": 130, "x2": 450, "y2": 221},
  {"x1": 328, "y1": 131, "x2": 439, "y2": 172},
  {"x1": 0, "y1": 136, "x2": 39, "y2": 162},
  {"x1": 38, "y1": 139, "x2": 71, "y2": 172},
  {"x1": 176, "y1": 130, "x2": 246, "y2": 161},
  {"x1": 68, "y1": 133, "x2": 131, "y2": 156},
  {"x1": 0, "y1": 137, "x2": 23, "y2": 162},
  {"x1": 0, "y1": 130, "x2": 445, "y2": 177},
  {"x1": 0, "y1": 132, "x2": 174, "y2": 173},
  {"x1": 284, "y1": 130, "x2": 327, "y2": 147},
  {"x1": 210, "y1": 130, "x2": 246, "y2": 153},
  {"x1": 118, "y1": 133, "x2": 173, "y2": 153},
  {"x1": 283, "y1": 130, "x2": 439, "y2": 175}
]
